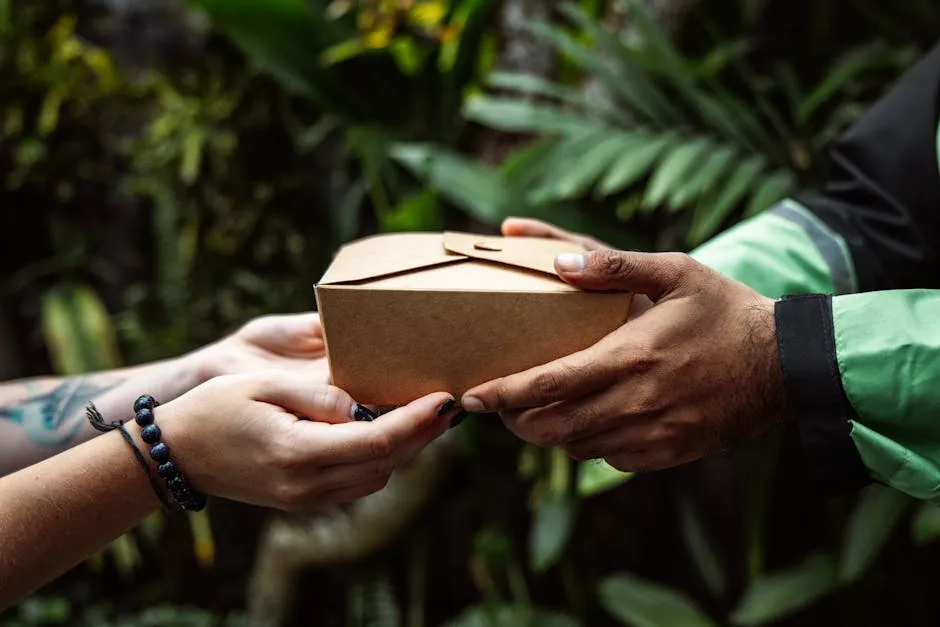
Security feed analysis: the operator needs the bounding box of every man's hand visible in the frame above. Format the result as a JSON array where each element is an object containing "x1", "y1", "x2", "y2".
[
  {"x1": 501, "y1": 217, "x2": 654, "y2": 318},
  {"x1": 461, "y1": 248, "x2": 786, "y2": 472},
  {"x1": 501, "y1": 217, "x2": 610, "y2": 251},
  {"x1": 189, "y1": 312, "x2": 331, "y2": 385}
]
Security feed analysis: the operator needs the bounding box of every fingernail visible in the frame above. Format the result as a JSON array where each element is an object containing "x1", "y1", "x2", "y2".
[
  {"x1": 555, "y1": 253, "x2": 585, "y2": 273},
  {"x1": 436, "y1": 399, "x2": 456, "y2": 417},
  {"x1": 352, "y1": 404, "x2": 377, "y2": 422},
  {"x1": 462, "y1": 396, "x2": 485, "y2": 413},
  {"x1": 449, "y1": 411, "x2": 467, "y2": 429}
]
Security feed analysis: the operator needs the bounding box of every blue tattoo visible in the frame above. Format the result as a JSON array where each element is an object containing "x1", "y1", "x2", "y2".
[{"x1": 0, "y1": 378, "x2": 121, "y2": 447}]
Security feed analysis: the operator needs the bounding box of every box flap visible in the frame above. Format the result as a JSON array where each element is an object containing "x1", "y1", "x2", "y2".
[
  {"x1": 318, "y1": 233, "x2": 467, "y2": 285},
  {"x1": 442, "y1": 232, "x2": 586, "y2": 276}
]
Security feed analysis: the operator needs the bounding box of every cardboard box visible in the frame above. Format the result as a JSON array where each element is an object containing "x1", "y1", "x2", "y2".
[{"x1": 314, "y1": 231, "x2": 633, "y2": 406}]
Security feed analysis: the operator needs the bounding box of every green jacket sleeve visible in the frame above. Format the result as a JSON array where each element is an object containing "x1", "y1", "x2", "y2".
[
  {"x1": 690, "y1": 200, "x2": 855, "y2": 299},
  {"x1": 686, "y1": 43, "x2": 940, "y2": 500},
  {"x1": 833, "y1": 290, "x2": 940, "y2": 502}
]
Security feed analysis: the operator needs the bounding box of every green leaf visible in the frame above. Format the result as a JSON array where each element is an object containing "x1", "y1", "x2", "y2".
[
  {"x1": 463, "y1": 96, "x2": 593, "y2": 134},
  {"x1": 798, "y1": 42, "x2": 914, "y2": 125},
  {"x1": 687, "y1": 153, "x2": 765, "y2": 246},
  {"x1": 530, "y1": 493, "x2": 577, "y2": 573},
  {"x1": 546, "y1": 132, "x2": 638, "y2": 199},
  {"x1": 678, "y1": 495, "x2": 725, "y2": 600},
  {"x1": 381, "y1": 190, "x2": 440, "y2": 232},
  {"x1": 511, "y1": 201, "x2": 650, "y2": 251},
  {"x1": 331, "y1": 180, "x2": 365, "y2": 244},
  {"x1": 526, "y1": 126, "x2": 612, "y2": 204},
  {"x1": 189, "y1": 0, "x2": 346, "y2": 111},
  {"x1": 554, "y1": 3, "x2": 680, "y2": 126},
  {"x1": 618, "y1": 0, "x2": 688, "y2": 84},
  {"x1": 41, "y1": 283, "x2": 122, "y2": 375},
  {"x1": 745, "y1": 170, "x2": 796, "y2": 217},
  {"x1": 839, "y1": 484, "x2": 911, "y2": 584},
  {"x1": 390, "y1": 143, "x2": 507, "y2": 222},
  {"x1": 486, "y1": 71, "x2": 601, "y2": 111},
  {"x1": 577, "y1": 461, "x2": 634, "y2": 497},
  {"x1": 443, "y1": 604, "x2": 581, "y2": 627},
  {"x1": 668, "y1": 145, "x2": 736, "y2": 210},
  {"x1": 912, "y1": 502, "x2": 940, "y2": 545},
  {"x1": 730, "y1": 553, "x2": 838, "y2": 626},
  {"x1": 389, "y1": 37, "x2": 424, "y2": 76},
  {"x1": 597, "y1": 132, "x2": 677, "y2": 197},
  {"x1": 642, "y1": 137, "x2": 711, "y2": 211},
  {"x1": 320, "y1": 37, "x2": 369, "y2": 66},
  {"x1": 529, "y1": 21, "x2": 665, "y2": 126},
  {"x1": 599, "y1": 574, "x2": 717, "y2": 627}
]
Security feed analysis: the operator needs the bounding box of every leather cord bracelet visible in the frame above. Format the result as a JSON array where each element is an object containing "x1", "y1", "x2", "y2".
[
  {"x1": 86, "y1": 402, "x2": 172, "y2": 511},
  {"x1": 86, "y1": 395, "x2": 208, "y2": 512}
]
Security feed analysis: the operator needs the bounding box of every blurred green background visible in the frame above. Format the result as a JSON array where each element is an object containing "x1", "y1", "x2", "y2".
[{"x1": 2, "y1": 0, "x2": 940, "y2": 625}]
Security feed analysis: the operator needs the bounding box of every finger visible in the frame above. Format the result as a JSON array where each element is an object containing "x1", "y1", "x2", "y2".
[
  {"x1": 317, "y1": 456, "x2": 396, "y2": 489},
  {"x1": 462, "y1": 333, "x2": 624, "y2": 412},
  {"x1": 628, "y1": 294, "x2": 655, "y2": 321},
  {"x1": 321, "y1": 476, "x2": 391, "y2": 504},
  {"x1": 241, "y1": 312, "x2": 325, "y2": 355},
  {"x1": 499, "y1": 399, "x2": 620, "y2": 448},
  {"x1": 602, "y1": 447, "x2": 693, "y2": 473},
  {"x1": 291, "y1": 392, "x2": 456, "y2": 464},
  {"x1": 561, "y1": 418, "x2": 661, "y2": 462},
  {"x1": 553, "y1": 249, "x2": 694, "y2": 301},
  {"x1": 252, "y1": 373, "x2": 358, "y2": 424},
  {"x1": 500, "y1": 217, "x2": 607, "y2": 250}
]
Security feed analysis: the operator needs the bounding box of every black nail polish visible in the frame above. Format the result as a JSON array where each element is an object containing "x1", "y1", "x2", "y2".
[
  {"x1": 353, "y1": 404, "x2": 377, "y2": 422},
  {"x1": 449, "y1": 411, "x2": 467, "y2": 429},
  {"x1": 436, "y1": 399, "x2": 456, "y2": 417}
]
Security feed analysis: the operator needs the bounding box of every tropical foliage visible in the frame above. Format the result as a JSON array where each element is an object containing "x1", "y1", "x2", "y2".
[{"x1": 3, "y1": 0, "x2": 940, "y2": 625}]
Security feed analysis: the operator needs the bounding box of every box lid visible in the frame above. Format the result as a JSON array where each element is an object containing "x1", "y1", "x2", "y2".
[{"x1": 317, "y1": 231, "x2": 587, "y2": 286}]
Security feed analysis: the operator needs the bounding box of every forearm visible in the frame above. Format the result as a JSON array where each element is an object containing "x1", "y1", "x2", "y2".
[
  {"x1": 775, "y1": 290, "x2": 940, "y2": 501},
  {"x1": 0, "y1": 356, "x2": 200, "y2": 476},
  {"x1": 0, "y1": 426, "x2": 159, "y2": 607}
]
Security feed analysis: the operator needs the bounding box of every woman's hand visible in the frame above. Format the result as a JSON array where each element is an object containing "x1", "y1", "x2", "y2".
[
  {"x1": 152, "y1": 372, "x2": 461, "y2": 510},
  {"x1": 186, "y1": 312, "x2": 331, "y2": 385}
]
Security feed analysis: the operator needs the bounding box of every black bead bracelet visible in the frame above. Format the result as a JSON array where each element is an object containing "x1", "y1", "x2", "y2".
[{"x1": 133, "y1": 395, "x2": 208, "y2": 512}]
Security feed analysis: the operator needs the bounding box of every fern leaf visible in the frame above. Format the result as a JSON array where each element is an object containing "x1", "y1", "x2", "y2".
[{"x1": 597, "y1": 131, "x2": 677, "y2": 197}]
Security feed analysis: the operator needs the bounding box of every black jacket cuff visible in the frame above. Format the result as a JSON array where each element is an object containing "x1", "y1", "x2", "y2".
[{"x1": 775, "y1": 294, "x2": 871, "y2": 494}]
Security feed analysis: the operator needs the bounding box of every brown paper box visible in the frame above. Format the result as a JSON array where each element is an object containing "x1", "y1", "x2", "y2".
[{"x1": 314, "y1": 231, "x2": 633, "y2": 406}]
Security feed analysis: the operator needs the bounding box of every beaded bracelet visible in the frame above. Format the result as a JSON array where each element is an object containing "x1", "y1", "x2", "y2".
[{"x1": 133, "y1": 395, "x2": 208, "y2": 512}]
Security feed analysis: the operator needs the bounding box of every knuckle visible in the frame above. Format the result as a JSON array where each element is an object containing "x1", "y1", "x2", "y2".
[
  {"x1": 371, "y1": 457, "x2": 396, "y2": 479},
  {"x1": 368, "y1": 432, "x2": 393, "y2": 459},
  {"x1": 317, "y1": 385, "x2": 346, "y2": 417},
  {"x1": 631, "y1": 381, "x2": 662, "y2": 413},
  {"x1": 594, "y1": 249, "x2": 628, "y2": 279},
  {"x1": 529, "y1": 424, "x2": 562, "y2": 448},
  {"x1": 269, "y1": 431, "x2": 305, "y2": 471},
  {"x1": 533, "y1": 370, "x2": 566, "y2": 402},
  {"x1": 273, "y1": 480, "x2": 306, "y2": 511},
  {"x1": 665, "y1": 252, "x2": 699, "y2": 285}
]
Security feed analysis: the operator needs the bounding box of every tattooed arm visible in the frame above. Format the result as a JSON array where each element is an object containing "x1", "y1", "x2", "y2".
[
  {"x1": 0, "y1": 359, "x2": 200, "y2": 477},
  {"x1": 0, "y1": 311, "x2": 331, "y2": 477}
]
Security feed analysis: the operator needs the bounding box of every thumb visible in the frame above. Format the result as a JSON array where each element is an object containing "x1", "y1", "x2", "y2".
[
  {"x1": 369, "y1": 392, "x2": 458, "y2": 460},
  {"x1": 554, "y1": 249, "x2": 691, "y2": 301},
  {"x1": 250, "y1": 372, "x2": 360, "y2": 424}
]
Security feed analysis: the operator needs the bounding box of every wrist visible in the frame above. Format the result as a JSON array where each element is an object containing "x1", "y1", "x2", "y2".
[
  {"x1": 178, "y1": 346, "x2": 218, "y2": 387},
  {"x1": 750, "y1": 295, "x2": 786, "y2": 422}
]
